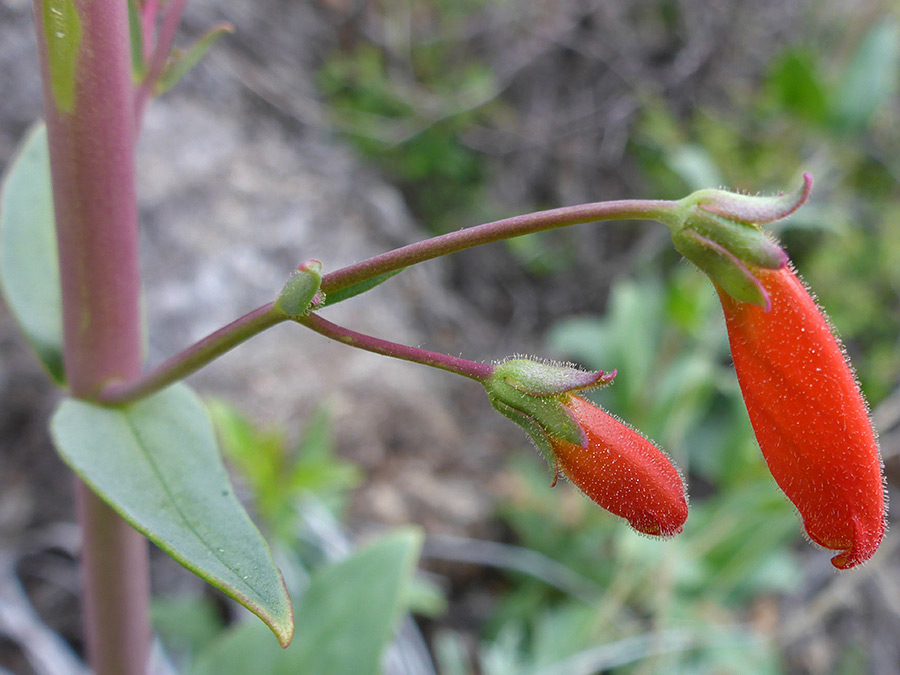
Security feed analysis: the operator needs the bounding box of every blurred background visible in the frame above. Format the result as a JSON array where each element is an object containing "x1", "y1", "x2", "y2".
[{"x1": 2, "y1": 0, "x2": 900, "y2": 673}]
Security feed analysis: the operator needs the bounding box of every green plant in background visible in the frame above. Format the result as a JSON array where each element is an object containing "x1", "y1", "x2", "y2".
[
  {"x1": 208, "y1": 401, "x2": 360, "y2": 541},
  {"x1": 317, "y1": 39, "x2": 494, "y2": 233},
  {"x1": 154, "y1": 403, "x2": 436, "y2": 674}
]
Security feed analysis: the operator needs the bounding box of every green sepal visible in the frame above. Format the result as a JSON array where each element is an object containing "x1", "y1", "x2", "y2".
[
  {"x1": 492, "y1": 358, "x2": 612, "y2": 396},
  {"x1": 484, "y1": 378, "x2": 585, "y2": 448},
  {"x1": 274, "y1": 260, "x2": 323, "y2": 319},
  {"x1": 689, "y1": 173, "x2": 813, "y2": 225},
  {"x1": 489, "y1": 398, "x2": 555, "y2": 468},
  {"x1": 677, "y1": 207, "x2": 787, "y2": 270},
  {"x1": 672, "y1": 228, "x2": 771, "y2": 308},
  {"x1": 659, "y1": 176, "x2": 814, "y2": 309}
]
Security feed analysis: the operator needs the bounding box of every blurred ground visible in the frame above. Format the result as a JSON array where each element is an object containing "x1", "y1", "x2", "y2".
[{"x1": 2, "y1": 0, "x2": 900, "y2": 673}]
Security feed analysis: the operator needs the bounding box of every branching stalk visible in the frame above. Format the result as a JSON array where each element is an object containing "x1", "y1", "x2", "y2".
[
  {"x1": 297, "y1": 312, "x2": 494, "y2": 381},
  {"x1": 98, "y1": 303, "x2": 287, "y2": 405},
  {"x1": 96, "y1": 198, "x2": 676, "y2": 405}
]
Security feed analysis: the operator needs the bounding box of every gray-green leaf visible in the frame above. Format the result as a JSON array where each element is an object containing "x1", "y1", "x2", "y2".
[
  {"x1": 50, "y1": 384, "x2": 293, "y2": 646},
  {"x1": 0, "y1": 123, "x2": 65, "y2": 383}
]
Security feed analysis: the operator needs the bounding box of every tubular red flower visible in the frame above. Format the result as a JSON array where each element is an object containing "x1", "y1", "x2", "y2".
[
  {"x1": 550, "y1": 395, "x2": 689, "y2": 537},
  {"x1": 718, "y1": 266, "x2": 885, "y2": 569}
]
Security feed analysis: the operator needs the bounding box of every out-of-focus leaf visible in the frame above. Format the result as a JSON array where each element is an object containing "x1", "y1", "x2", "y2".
[
  {"x1": 546, "y1": 317, "x2": 609, "y2": 371},
  {"x1": 767, "y1": 50, "x2": 829, "y2": 123},
  {"x1": 156, "y1": 23, "x2": 234, "y2": 95},
  {"x1": 209, "y1": 400, "x2": 360, "y2": 538},
  {"x1": 831, "y1": 20, "x2": 900, "y2": 132},
  {"x1": 151, "y1": 595, "x2": 224, "y2": 659},
  {"x1": 0, "y1": 123, "x2": 64, "y2": 383},
  {"x1": 606, "y1": 279, "x2": 664, "y2": 404},
  {"x1": 51, "y1": 384, "x2": 293, "y2": 647},
  {"x1": 191, "y1": 529, "x2": 423, "y2": 675},
  {"x1": 666, "y1": 145, "x2": 722, "y2": 191},
  {"x1": 406, "y1": 574, "x2": 448, "y2": 618}
]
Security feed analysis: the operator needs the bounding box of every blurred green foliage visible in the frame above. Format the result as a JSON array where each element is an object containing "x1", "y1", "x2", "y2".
[
  {"x1": 317, "y1": 27, "x2": 496, "y2": 232},
  {"x1": 151, "y1": 403, "x2": 426, "y2": 674}
]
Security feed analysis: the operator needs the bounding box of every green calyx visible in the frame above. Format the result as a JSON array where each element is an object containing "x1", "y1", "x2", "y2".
[
  {"x1": 274, "y1": 259, "x2": 324, "y2": 319},
  {"x1": 660, "y1": 174, "x2": 812, "y2": 308},
  {"x1": 484, "y1": 359, "x2": 615, "y2": 465}
]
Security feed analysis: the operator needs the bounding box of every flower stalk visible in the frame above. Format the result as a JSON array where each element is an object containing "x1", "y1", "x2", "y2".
[
  {"x1": 297, "y1": 312, "x2": 494, "y2": 382},
  {"x1": 98, "y1": 199, "x2": 680, "y2": 405}
]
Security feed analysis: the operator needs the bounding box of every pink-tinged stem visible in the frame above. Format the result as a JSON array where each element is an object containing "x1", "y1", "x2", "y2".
[
  {"x1": 140, "y1": 0, "x2": 159, "y2": 65},
  {"x1": 32, "y1": 0, "x2": 149, "y2": 673},
  {"x1": 98, "y1": 302, "x2": 287, "y2": 405},
  {"x1": 297, "y1": 312, "x2": 494, "y2": 382},
  {"x1": 96, "y1": 198, "x2": 676, "y2": 405},
  {"x1": 321, "y1": 199, "x2": 675, "y2": 295},
  {"x1": 134, "y1": 0, "x2": 188, "y2": 121}
]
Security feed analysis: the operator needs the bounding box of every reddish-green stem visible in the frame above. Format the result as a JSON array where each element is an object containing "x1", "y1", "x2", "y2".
[
  {"x1": 33, "y1": 0, "x2": 149, "y2": 672},
  {"x1": 321, "y1": 199, "x2": 674, "y2": 295},
  {"x1": 96, "y1": 198, "x2": 676, "y2": 405},
  {"x1": 134, "y1": 0, "x2": 189, "y2": 121},
  {"x1": 297, "y1": 312, "x2": 494, "y2": 381},
  {"x1": 98, "y1": 302, "x2": 287, "y2": 405},
  {"x1": 140, "y1": 0, "x2": 159, "y2": 65}
]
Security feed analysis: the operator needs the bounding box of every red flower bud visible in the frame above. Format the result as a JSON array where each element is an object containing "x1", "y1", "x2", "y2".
[
  {"x1": 550, "y1": 395, "x2": 689, "y2": 537},
  {"x1": 718, "y1": 266, "x2": 885, "y2": 569}
]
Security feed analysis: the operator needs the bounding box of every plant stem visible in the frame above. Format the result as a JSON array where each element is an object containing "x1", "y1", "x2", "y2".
[
  {"x1": 297, "y1": 312, "x2": 494, "y2": 381},
  {"x1": 32, "y1": 0, "x2": 149, "y2": 672},
  {"x1": 96, "y1": 198, "x2": 676, "y2": 405},
  {"x1": 134, "y1": 0, "x2": 189, "y2": 121},
  {"x1": 320, "y1": 199, "x2": 675, "y2": 295},
  {"x1": 98, "y1": 302, "x2": 287, "y2": 405}
]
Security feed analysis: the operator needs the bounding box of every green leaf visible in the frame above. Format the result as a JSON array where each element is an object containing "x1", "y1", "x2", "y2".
[
  {"x1": 50, "y1": 384, "x2": 293, "y2": 646},
  {"x1": 321, "y1": 268, "x2": 406, "y2": 307},
  {"x1": 127, "y1": 0, "x2": 145, "y2": 79},
  {"x1": 156, "y1": 23, "x2": 234, "y2": 96},
  {"x1": 831, "y1": 20, "x2": 900, "y2": 132},
  {"x1": 151, "y1": 595, "x2": 225, "y2": 659},
  {"x1": 0, "y1": 123, "x2": 65, "y2": 383},
  {"x1": 191, "y1": 529, "x2": 423, "y2": 675}
]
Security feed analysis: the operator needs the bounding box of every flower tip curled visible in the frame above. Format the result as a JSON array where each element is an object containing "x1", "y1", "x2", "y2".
[
  {"x1": 719, "y1": 265, "x2": 886, "y2": 569},
  {"x1": 809, "y1": 510, "x2": 885, "y2": 570}
]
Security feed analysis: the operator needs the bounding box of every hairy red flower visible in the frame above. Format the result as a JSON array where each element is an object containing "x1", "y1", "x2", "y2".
[
  {"x1": 718, "y1": 266, "x2": 885, "y2": 569},
  {"x1": 550, "y1": 395, "x2": 689, "y2": 537}
]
